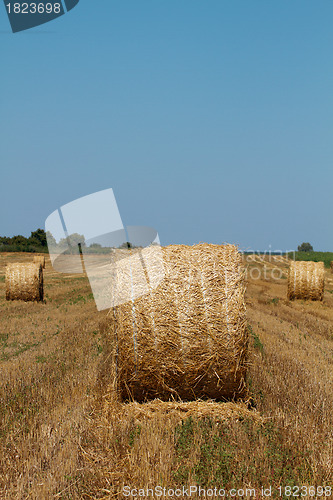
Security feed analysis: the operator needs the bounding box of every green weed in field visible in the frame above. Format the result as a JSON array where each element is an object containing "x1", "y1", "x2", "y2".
[
  {"x1": 247, "y1": 324, "x2": 264, "y2": 355},
  {"x1": 288, "y1": 251, "x2": 333, "y2": 268},
  {"x1": 129, "y1": 425, "x2": 141, "y2": 447},
  {"x1": 173, "y1": 417, "x2": 314, "y2": 489}
]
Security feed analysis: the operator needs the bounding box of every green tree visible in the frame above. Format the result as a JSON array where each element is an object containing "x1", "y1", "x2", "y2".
[
  {"x1": 11, "y1": 235, "x2": 28, "y2": 246},
  {"x1": 0, "y1": 236, "x2": 11, "y2": 246},
  {"x1": 298, "y1": 242, "x2": 313, "y2": 252},
  {"x1": 45, "y1": 231, "x2": 57, "y2": 247},
  {"x1": 30, "y1": 229, "x2": 47, "y2": 247},
  {"x1": 57, "y1": 233, "x2": 86, "y2": 254},
  {"x1": 67, "y1": 233, "x2": 86, "y2": 247}
]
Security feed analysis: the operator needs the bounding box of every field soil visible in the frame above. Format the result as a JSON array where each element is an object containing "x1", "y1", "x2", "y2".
[{"x1": 0, "y1": 253, "x2": 332, "y2": 499}]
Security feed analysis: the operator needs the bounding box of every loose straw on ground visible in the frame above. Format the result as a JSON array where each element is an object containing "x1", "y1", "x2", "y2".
[{"x1": 100, "y1": 397, "x2": 265, "y2": 430}]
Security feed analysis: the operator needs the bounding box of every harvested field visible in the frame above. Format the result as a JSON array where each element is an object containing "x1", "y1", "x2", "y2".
[{"x1": 0, "y1": 252, "x2": 332, "y2": 499}]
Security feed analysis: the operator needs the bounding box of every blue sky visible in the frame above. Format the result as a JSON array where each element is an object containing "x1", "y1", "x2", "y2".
[{"x1": 1, "y1": 0, "x2": 332, "y2": 251}]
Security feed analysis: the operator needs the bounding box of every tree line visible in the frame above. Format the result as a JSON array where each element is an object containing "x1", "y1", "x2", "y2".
[
  {"x1": 1, "y1": 231, "x2": 315, "y2": 254},
  {"x1": 0, "y1": 229, "x2": 140, "y2": 253},
  {"x1": 0, "y1": 229, "x2": 48, "y2": 253}
]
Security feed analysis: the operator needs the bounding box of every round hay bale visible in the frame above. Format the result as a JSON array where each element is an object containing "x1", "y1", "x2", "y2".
[
  {"x1": 5, "y1": 263, "x2": 44, "y2": 302},
  {"x1": 33, "y1": 255, "x2": 46, "y2": 269},
  {"x1": 287, "y1": 261, "x2": 324, "y2": 301},
  {"x1": 107, "y1": 243, "x2": 248, "y2": 402},
  {"x1": 330, "y1": 261, "x2": 333, "y2": 273}
]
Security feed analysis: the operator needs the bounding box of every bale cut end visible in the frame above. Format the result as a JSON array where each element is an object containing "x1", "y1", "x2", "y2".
[
  {"x1": 287, "y1": 260, "x2": 324, "y2": 301},
  {"x1": 5, "y1": 263, "x2": 44, "y2": 302},
  {"x1": 107, "y1": 243, "x2": 248, "y2": 403}
]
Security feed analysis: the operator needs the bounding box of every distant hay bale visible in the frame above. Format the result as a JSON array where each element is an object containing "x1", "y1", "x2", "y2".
[
  {"x1": 287, "y1": 261, "x2": 324, "y2": 301},
  {"x1": 107, "y1": 243, "x2": 248, "y2": 402},
  {"x1": 33, "y1": 255, "x2": 46, "y2": 269},
  {"x1": 5, "y1": 263, "x2": 44, "y2": 302},
  {"x1": 330, "y1": 261, "x2": 333, "y2": 274}
]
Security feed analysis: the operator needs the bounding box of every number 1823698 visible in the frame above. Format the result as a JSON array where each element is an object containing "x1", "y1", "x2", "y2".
[{"x1": 6, "y1": 3, "x2": 62, "y2": 14}]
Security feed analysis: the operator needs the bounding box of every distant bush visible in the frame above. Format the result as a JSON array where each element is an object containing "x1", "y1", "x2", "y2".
[
  {"x1": 0, "y1": 229, "x2": 48, "y2": 253},
  {"x1": 0, "y1": 230, "x2": 145, "y2": 254},
  {"x1": 298, "y1": 242, "x2": 313, "y2": 252}
]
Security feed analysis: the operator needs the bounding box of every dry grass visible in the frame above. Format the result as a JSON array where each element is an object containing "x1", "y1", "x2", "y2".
[{"x1": 0, "y1": 252, "x2": 332, "y2": 498}]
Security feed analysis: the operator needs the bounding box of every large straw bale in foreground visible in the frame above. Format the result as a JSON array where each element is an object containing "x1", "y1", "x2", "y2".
[
  {"x1": 107, "y1": 244, "x2": 248, "y2": 402},
  {"x1": 5, "y1": 263, "x2": 44, "y2": 302},
  {"x1": 33, "y1": 255, "x2": 46, "y2": 269},
  {"x1": 287, "y1": 261, "x2": 324, "y2": 301}
]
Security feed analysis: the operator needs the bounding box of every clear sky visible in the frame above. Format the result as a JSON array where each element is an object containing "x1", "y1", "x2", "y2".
[{"x1": 1, "y1": 0, "x2": 332, "y2": 252}]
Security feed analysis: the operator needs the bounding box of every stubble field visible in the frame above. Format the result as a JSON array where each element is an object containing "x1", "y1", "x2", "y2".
[{"x1": 0, "y1": 252, "x2": 332, "y2": 499}]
